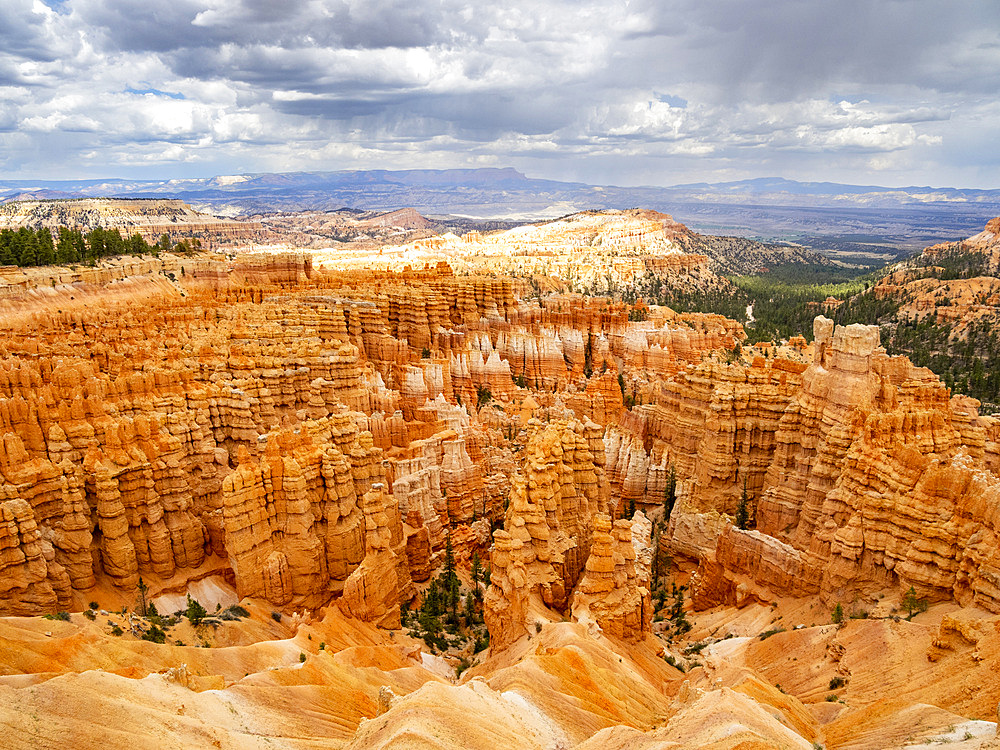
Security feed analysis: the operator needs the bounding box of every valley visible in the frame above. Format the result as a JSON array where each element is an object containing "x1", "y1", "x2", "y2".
[{"x1": 0, "y1": 206, "x2": 998, "y2": 749}]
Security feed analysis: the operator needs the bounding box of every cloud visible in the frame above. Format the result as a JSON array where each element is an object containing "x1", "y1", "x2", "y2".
[{"x1": 0, "y1": 0, "x2": 997, "y2": 186}]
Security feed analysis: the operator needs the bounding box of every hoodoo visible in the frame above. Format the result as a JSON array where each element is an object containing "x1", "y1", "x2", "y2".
[{"x1": 2, "y1": 212, "x2": 1000, "y2": 748}]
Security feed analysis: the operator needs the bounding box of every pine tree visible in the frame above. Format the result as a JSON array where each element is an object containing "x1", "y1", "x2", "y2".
[
  {"x1": 0, "y1": 229, "x2": 15, "y2": 266},
  {"x1": 36, "y1": 228, "x2": 55, "y2": 266},
  {"x1": 444, "y1": 533, "x2": 459, "y2": 616},
  {"x1": 56, "y1": 227, "x2": 78, "y2": 264},
  {"x1": 735, "y1": 475, "x2": 751, "y2": 530},
  {"x1": 662, "y1": 463, "x2": 678, "y2": 523},
  {"x1": 136, "y1": 576, "x2": 149, "y2": 617},
  {"x1": 901, "y1": 586, "x2": 926, "y2": 620},
  {"x1": 186, "y1": 594, "x2": 207, "y2": 625},
  {"x1": 471, "y1": 551, "x2": 482, "y2": 589}
]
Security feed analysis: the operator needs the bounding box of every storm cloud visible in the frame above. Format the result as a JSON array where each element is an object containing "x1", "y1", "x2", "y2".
[{"x1": 1, "y1": 0, "x2": 997, "y2": 187}]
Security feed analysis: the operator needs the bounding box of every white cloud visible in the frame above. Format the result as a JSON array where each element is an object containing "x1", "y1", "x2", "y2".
[{"x1": 0, "y1": 0, "x2": 995, "y2": 186}]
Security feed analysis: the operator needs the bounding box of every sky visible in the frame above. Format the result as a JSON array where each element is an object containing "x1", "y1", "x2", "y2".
[{"x1": 1, "y1": 0, "x2": 999, "y2": 188}]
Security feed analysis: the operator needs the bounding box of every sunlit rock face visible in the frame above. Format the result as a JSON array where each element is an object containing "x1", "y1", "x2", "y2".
[
  {"x1": 4, "y1": 214, "x2": 1000, "y2": 750},
  {"x1": 605, "y1": 313, "x2": 1000, "y2": 613}
]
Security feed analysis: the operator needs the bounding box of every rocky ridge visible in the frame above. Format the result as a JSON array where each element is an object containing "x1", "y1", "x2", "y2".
[{"x1": 0, "y1": 198, "x2": 262, "y2": 247}]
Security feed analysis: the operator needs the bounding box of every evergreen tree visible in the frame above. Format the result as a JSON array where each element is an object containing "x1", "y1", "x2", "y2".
[
  {"x1": 186, "y1": 594, "x2": 207, "y2": 625},
  {"x1": 15, "y1": 228, "x2": 37, "y2": 266},
  {"x1": 128, "y1": 232, "x2": 147, "y2": 256},
  {"x1": 0, "y1": 229, "x2": 15, "y2": 265},
  {"x1": 56, "y1": 227, "x2": 78, "y2": 263},
  {"x1": 901, "y1": 586, "x2": 927, "y2": 620},
  {"x1": 444, "y1": 533, "x2": 459, "y2": 616},
  {"x1": 72, "y1": 230, "x2": 86, "y2": 262},
  {"x1": 735, "y1": 475, "x2": 751, "y2": 530},
  {"x1": 663, "y1": 463, "x2": 677, "y2": 521},
  {"x1": 136, "y1": 576, "x2": 149, "y2": 617},
  {"x1": 36, "y1": 228, "x2": 55, "y2": 266},
  {"x1": 88, "y1": 227, "x2": 106, "y2": 260},
  {"x1": 471, "y1": 551, "x2": 482, "y2": 589}
]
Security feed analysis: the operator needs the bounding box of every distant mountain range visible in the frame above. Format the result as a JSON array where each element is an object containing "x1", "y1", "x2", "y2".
[{"x1": 2, "y1": 168, "x2": 998, "y2": 249}]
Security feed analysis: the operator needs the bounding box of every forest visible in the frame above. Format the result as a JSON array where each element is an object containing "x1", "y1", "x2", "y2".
[
  {"x1": 0, "y1": 226, "x2": 195, "y2": 267},
  {"x1": 625, "y1": 246, "x2": 1000, "y2": 410}
]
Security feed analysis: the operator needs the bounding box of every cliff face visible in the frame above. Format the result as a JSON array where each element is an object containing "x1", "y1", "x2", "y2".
[
  {"x1": 0, "y1": 198, "x2": 262, "y2": 245},
  {"x1": 620, "y1": 315, "x2": 1000, "y2": 612},
  {"x1": 484, "y1": 419, "x2": 653, "y2": 649},
  {"x1": 0, "y1": 247, "x2": 716, "y2": 617},
  {"x1": 605, "y1": 351, "x2": 805, "y2": 515}
]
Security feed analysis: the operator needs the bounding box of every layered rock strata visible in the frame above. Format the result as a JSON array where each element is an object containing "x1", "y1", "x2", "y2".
[{"x1": 625, "y1": 316, "x2": 1000, "y2": 612}]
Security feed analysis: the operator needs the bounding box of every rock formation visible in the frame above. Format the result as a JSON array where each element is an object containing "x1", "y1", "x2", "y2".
[
  {"x1": 611, "y1": 315, "x2": 1000, "y2": 614},
  {"x1": 570, "y1": 512, "x2": 652, "y2": 641}
]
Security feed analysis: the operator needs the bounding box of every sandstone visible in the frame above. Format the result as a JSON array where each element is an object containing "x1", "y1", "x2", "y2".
[{"x1": 570, "y1": 513, "x2": 652, "y2": 641}]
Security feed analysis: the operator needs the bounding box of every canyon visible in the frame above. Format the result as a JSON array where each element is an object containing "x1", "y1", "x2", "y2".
[{"x1": 1, "y1": 209, "x2": 999, "y2": 749}]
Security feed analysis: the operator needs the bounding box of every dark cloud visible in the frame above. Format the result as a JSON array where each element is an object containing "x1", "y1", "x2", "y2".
[{"x1": 0, "y1": 0, "x2": 997, "y2": 187}]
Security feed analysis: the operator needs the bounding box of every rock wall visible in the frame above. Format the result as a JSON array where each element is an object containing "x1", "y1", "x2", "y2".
[
  {"x1": 0, "y1": 248, "x2": 729, "y2": 616},
  {"x1": 629, "y1": 317, "x2": 1000, "y2": 612},
  {"x1": 482, "y1": 418, "x2": 652, "y2": 650}
]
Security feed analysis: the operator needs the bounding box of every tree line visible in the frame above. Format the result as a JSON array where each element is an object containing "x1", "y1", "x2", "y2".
[{"x1": 0, "y1": 226, "x2": 198, "y2": 268}]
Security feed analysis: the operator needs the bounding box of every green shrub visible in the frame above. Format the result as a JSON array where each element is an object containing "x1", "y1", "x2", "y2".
[
  {"x1": 299, "y1": 652, "x2": 306, "y2": 663},
  {"x1": 219, "y1": 604, "x2": 250, "y2": 621},
  {"x1": 185, "y1": 595, "x2": 207, "y2": 626},
  {"x1": 271, "y1": 611, "x2": 282, "y2": 623},
  {"x1": 142, "y1": 625, "x2": 167, "y2": 644},
  {"x1": 88, "y1": 601, "x2": 99, "y2": 611},
  {"x1": 83, "y1": 609, "x2": 96, "y2": 621},
  {"x1": 829, "y1": 676, "x2": 845, "y2": 690}
]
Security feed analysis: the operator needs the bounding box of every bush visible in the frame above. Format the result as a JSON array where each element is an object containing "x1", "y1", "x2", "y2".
[
  {"x1": 664, "y1": 654, "x2": 684, "y2": 672},
  {"x1": 185, "y1": 595, "x2": 207, "y2": 626},
  {"x1": 83, "y1": 609, "x2": 96, "y2": 621},
  {"x1": 299, "y1": 653, "x2": 306, "y2": 663},
  {"x1": 758, "y1": 627, "x2": 786, "y2": 641},
  {"x1": 88, "y1": 601, "x2": 99, "y2": 611},
  {"x1": 142, "y1": 624, "x2": 167, "y2": 644},
  {"x1": 473, "y1": 631, "x2": 490, "y2": 653},
  {"x1": 475, "y1": 385, "x2": 493, "y2": 409},
  {"x1": 219, "y1": 604, "x2": 250, "y2": 621},
  {"x1": 831, "y1": 603, "x2": 844, "y2": 624},
  {"x1": 111, "y1": 625, "x2": 123, "y2": 636},
  {"x1": 271, "y1": 611, "x2": 282, "y2": 623},
  {"x1": 829, "y1": 676, "x2": 845, "y2": 690}
]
